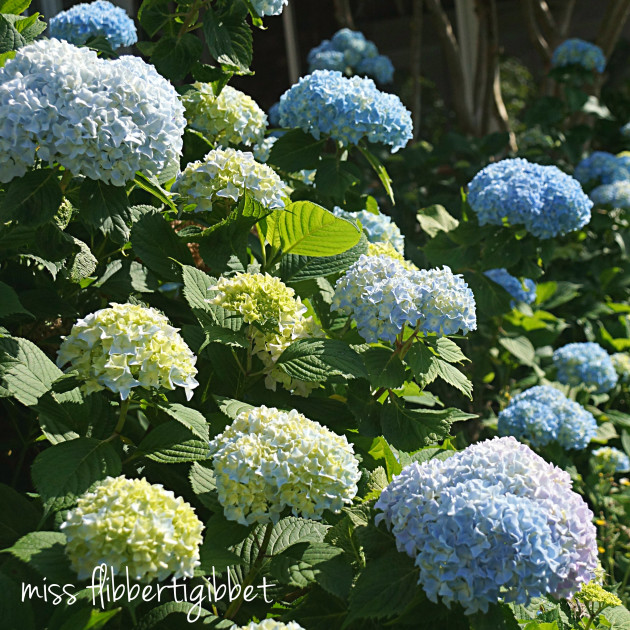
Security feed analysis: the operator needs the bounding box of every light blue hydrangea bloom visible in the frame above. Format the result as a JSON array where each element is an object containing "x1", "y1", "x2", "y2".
[
  {"x1": 375, "y1": 436, "x2": 598, "y2": 615},
  {"x1": 268, "y1": 102, "x2": 281, "y2": 127},
  {"x1": 48, "y1": 0, "x2": 137, "y2": 50},
  {"x1": 553, "y1": 342, "x2": 618, "y2": 393},
  {"x1": 611, "y1": 352, "x2": 630, "y2": 383},
  {"x1": 0, "y1": 39, "x2": 184, "y2": 186},
  {"x1": 621, "y1": 122, "x2": 630, "y2": 137},
  {"x1": 332, "y1": 255, "x2": 476, "y2": 343},
  {"x1": 484, "y1": 268, "x2": 536, "y2": 306},
  {"x1": 591, "y1": 446, "x2": 630, "y2": 473},
  {"x1": 277, "y1": 70, "x2": 412, "y2": 152},
  {"x1": 467, "y1": 158, "x2": 592, "y2": 239},
  {"x1": 250, "y1": 0, "x2": 287, "y2": 17},
  {"x1": 498, "y1": 385, "x2": 597, "y2": 450},
  {"x1": 551, "y1": 39, "x2": 606, "y2": 73},
  {"x1": 574, "y1": 151, "x2": 630, "y2": 187},
  {"x1": 590, "y1": 181, "x2": 630, "y2": 208},
  {"x1": 332, "y1": 207, "x2": 404, "y2": 254},
  {"x1": 356, "y1": 55, "x2": 395, "y2": 84}
]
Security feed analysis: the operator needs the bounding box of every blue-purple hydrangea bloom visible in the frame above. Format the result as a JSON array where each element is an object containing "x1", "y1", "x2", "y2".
[
  {"x1": 375, "y1": 437, "x2": 598, "y2": 615},
  {"x1": 332, "y1": 207, "x2": 404, "y2": 254},
  {"x1": 277, "y1": 70, "x2": 412, "y2": 152},
  {"x1": 498, "y1": 385, "x2": 597, "y2": 450},
  {"x1": 574, "y1": 151, "x2": 630, "y2": 187},
  {"x1": 553, "y1": 342, "x2": 618, "y2": 393},
  {"x1": 590, "y1": 181, "x2": 630, "y2": 208},
  {"x1": 467, "y1": 158, "x2": 592, "y2": 239},
  {"x1": 551, "y1": 39, "x2": 606, "y2": 73},
  {"x1": 591, "y1": 447, "x2": 630, "y2": 473},
  {"x1": 484, "y1": 268, "x2": 536, "y2": 306}
]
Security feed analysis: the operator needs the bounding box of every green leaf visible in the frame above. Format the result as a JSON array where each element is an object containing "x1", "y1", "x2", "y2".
[
  {"x1": 499, "y1": 336, "x2": 536, "y2": 366},
  {"x1": 137, "y1": 0, "x2": 171, "y2": 37},
  {"x1": 58, "y1": 608, "x2": 121, "y2": 630},
  {"x1": 433, "y1": 337, "x2": 468, "y2": 364},
  {"x1": 132, "y1": 173, "x2": 177, "y2": 210},
  {"x1": 362, "y1": 346, "x2": 406, "y2": 389},
  {"x1": 202, "y1": 3, "x2": 252, "y2": 73},
  {"x1": 466, "y1": 271, "x2": 514, "y2": 316},
  {"x1": 67, "y1": 237, "x2": 97, "y2": 283},
  {"x1": 199, "y1": 512, "x2": 249, "y2": 572},
  {"x1": 215, "y1": 396, "x2": 254, "y2": 420},
  {"x1": 10, "y1": 12, "x2": 45, "y2": 41},
  {"x1": 368, "y1": 436, "x2": 402, "y2": 480},
  {"x1": 0, "y1": 168, "x2": 62, "y2": 226},
  {"x1": 292, "y1": 587, "x2": 347, "y2": 630},
  {"x1": 435, "y1": 359, "x2": 473, "y2": 398},
  {"x1": 538, "y1": 281, "x2": 582, "y2": 309},
  {"x1": 4, "y1": 531, "x2": 75, "y2": 582},
  {"x1": 78, "y1": 179, "x2": 132, "y2": 244},
  {"x1": 189, "y1": 461, "x2": 221, "y2": 510},
  {"x1": 0, "y1": 483, "x2": 40, "y2": 547},
  {"x1": 469, "y1": 603, "x2": 521, "y2": 630},
  {"x1": 357, "y1": 143, "x2": 395, "y2": 204},
  {"x1": 0, "y1": 0, "x2": 31, "y2": 14},
  {"x1": 138, "y1": 422, "x2": 209, "y2": 463},
  {"x1": 602, "y1": 605, "x2": 630, "y2": 629},
  {"x1": 314, "y1": 157, "x2": 361, "y2": 203},
  {"x1": 0, "y1": 281, "x2": 32, "y2": 318},
  {"x1": 132, "y1": 602, "x2": 224, "y2": 630},
  {"x1": 276, "y1": 338, "x2": 367, "y2": 382},
  {"x1": 267, "y1": 129, "x2": 325, "y2": 171},
  {"x1": 151, "y1": 34, "x2": 202, "y2": 80},
  {"x1": 31, "y1": 438, "x2": 122, "y2": 511},
  {"x1": 417, "y1": 204, "x2": 459, "y2": 237},
  {"x1": 0, "y1": 13, "x2": 25, "y2": 53},
  {"x1": 262, "y1": 201, "x2": 361, "y2": 256},
  {"x1": 160, "y1": 403, "x2": 209, "y2": 441},
  {"x1": 405, "y1": 343, "x2": 439, "y2": 387}
]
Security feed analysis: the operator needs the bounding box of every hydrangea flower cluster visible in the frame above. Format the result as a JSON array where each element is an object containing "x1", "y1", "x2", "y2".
[
  {"x1": 553, "y1": 342, "x2": 618, "y2": 393},
  {"x1": 467, "y1": 158, "x2": 592, "y2": 239},
  {"x1": 182, "y1": 83, "x2": 267, "y2": 147},
  {"x1": 239, "y1": 622, "x2": 305, "y2": 630},
  {"x1": 367, "y1": 242, "x2": 418, "y2": 271},
  {"x1": 574, "y1": 151, "x2": 630, "y2": 187},
  {"x1": 590, "y1": 181, "x2": 630, "y2": 208},
  {"x1": 212, "y1": 273, "x2": 322, "y2": 395},
  {"x1": 56, "y1": 303, "x2": 199, "y2": 400},
  {"x1": 332, "y1": 207, "x2": 405, "y2": 253},
  {"x1": 208, "y1": 406, "x2": 360, "y2": 525},
  {"x1": 277, "y1": 70, "x2": 412, "y2": 152},
  {"x1": 48, "y1": 0, "x2": 137, "y2": 50},
  {"x1": 0, "y1": 39, "x2": 184, "y2": 186},
  {"x1": 576, "y1": 581, "x2": 622, "y2": 608},
  {"x1": 250, "y1": 0, "x2": 288, "y2": 17},
  {"x1": 61, "y1": 476, "x2": 204, "y2": 582},
  {"x1": 591, "y1": 447, "x2": 630, "y2": 474},
  {"x1": 622, "y1": 122, "x2": 630, "y2": 137},
  {"x1": 484, "y1": 268, "x2": 536, "y2": 306},
  {"x1": 611, "y1": 352, "x2": 630, "y2": 383},
  {"x1": 375, "y1": 436, "x2": 598, "y2": 614},
  {"x1": 307, "y1": 28, "x2": 394, "y2": 84},
  {"x1": 497, "y1": 385, "x2": 597, "y2": 450},
  {"x1": 551, "y1": 39, "x2": 606, "y2": 73},
  {"x1": 173, "y1": 148, "x2": 287, "y2": 212},
  {"x1": 332, "y1": 255, "x2": 476, "y2": 343}
]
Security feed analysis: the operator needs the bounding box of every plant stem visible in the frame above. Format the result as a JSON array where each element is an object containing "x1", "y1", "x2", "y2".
[{"x1": 113, "y1": 397, "x2": 131, "y2": 436}]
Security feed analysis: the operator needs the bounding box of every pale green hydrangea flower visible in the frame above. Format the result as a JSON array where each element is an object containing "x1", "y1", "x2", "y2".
[
  {"x1": 611, "y1": 352, "x2": 630, "y2": 383},
  {"x1": 213, "y1": 273, "x2": 323, "y2": 395},
  {"x1": 172, "y1": 147, "x2": 288, "y2": 213},
  {"x1": 208, "y1": 406, "x2": 361, "y2": 525},
  {"x1": 56, "y1": 303, "x2": 199, "y2": 400},
  {"x1": 575, "y1": 581, "x2": 622, "y2": 608},
  {"x1": 367, "y1": 242, "x2": 418, "y2": 271},
  {"x1": 183, "y1": 83, "x2": 267, "y2": 147},
  {"x1": 237, "y1": 621, "x2": 305, "y2": 630},
  {"x1": 61, "y1": 476, "x2": 204, "y2": 582}
]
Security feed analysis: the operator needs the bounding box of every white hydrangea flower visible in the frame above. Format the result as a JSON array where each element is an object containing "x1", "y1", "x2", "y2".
[
  {"x1": 0, "y1": 39, "x2": 185, "y2": 186},
  {"x1": 61, "y1": 476, "x2": 204, "y2": 582},
  {"x1": 238, "y1": 621, "x2": 305, "y2": 630},
  {"x1": 57, "y1": 303, "x2": 199, "y2": 400},
  {"x1": 173, "y1": 147, "x2": 288, "y2": 212},
  {"x1": 208, "y1": 406, "x2": 361, "y2": 525}
]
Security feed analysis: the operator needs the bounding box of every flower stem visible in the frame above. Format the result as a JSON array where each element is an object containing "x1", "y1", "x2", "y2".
[{"x1": 113, "y1": 397, "x2": 131, "y2": 435}]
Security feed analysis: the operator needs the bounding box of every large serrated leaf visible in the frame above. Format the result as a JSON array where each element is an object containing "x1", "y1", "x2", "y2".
[
  {"x1": 417, "y1": 204, "x2": 459, "y2": 237},
  {"x1": 132, "y1": 602, "x2": 225, "y2": 630},
  {"x1": 150, "y1": 33, "x2": 202, "y2": 80},
  {"x1": 202, "y1": 3, "x2": 252, "y2": 72},
  {"x1": 0, "y1": 281, "x2": 32, "y2": 318},
  {"x1": 78, "y1": 179, "x2": 132, "y2": 244},
  {"x1": 404, "y1": 342, "x2": 439, "y2": 387},
  {"x1": 433, "y1": 337, "x2": 468, "y2": 364},
  {"x1": 189, "y1": 461, "x2": 221, "y2": 510},
  {"x1": 0, "y1": 483, "x2": 40, "y2": 547},
  {"x1": 0, "y1": 168, "x2": 62, "y2": 226},
  {"x1": 161, "y1": 403, "x2": 209, "y2": 441},
  {"x1": 435, "y1": 359, "x2": 473, "y2": 399},
  {"x1": 215, "y1": 396, "x2": 254, "y2": 420},
  {"x1": 499, "y1": 336, "x2": 536, "y2": 366},
  {"x1": 0, "y1": 13, "x2": 25, "y2": 53},
  {"x1": 362, "y1": 346, "x2": 406, "y2": 389},
  {"x1": 267, "y1": 129, "x2": 326, "y2": 171},
  {"x1": 138, "y1": 422, "x2": 208, "y2": 463}
]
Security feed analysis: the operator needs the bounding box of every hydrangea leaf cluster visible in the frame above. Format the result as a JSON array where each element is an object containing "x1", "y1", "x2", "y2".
[
  {"x1": 551, "y1": 39, "x2": 606, "y2": 73},
  {"x1": 48, "y1": 0, "x2": 137, "y2": 50},
  {"x1": 375, "y1": 436, "x2": 598, "y2": 615},
  {"x1": 467, "y1": 158, "x2": 592, "y2": 239},
  {"x1": 611, "y1": 352, "x2": 630, "y2": 383},
  {"x1": 497, "y1": 385, "x2": 597, "y2": 450},
  {"x1": 332, "y1": 255, "x2": 476, "y2": 344},
  {"x1": 307, "y1": 28, "x2": 394, "y2": 84},
  {"x1": 590, "y1": 180, "x2": 630, "y2": 209},
  {"x1": 208, "y1": 406, "x2": 360, "y2": 525},
  {"x1": 61, "y1": 476, "x2": 204, "y2": 582},
  {"x1": 212, "y1": 273, "x2": 322, "y2": 395},
  {"x1": 250, "y1": 0, "x2": 287, "y2": 17},
  {"x1": 182, "y1": 83, "x2": 267, "y2": 147},
  {"x1": 0, "y1": 39, "x2": 184, "y2": 186},
  {"x1": 484, "y1": 268, "x2": 536, "y2": 306},
  {"x1": 574, "y1": 151, "x2": 630, "y2": 187},
  {"x1": 367, "y1": 242, "x2": 418, "y2": 271},
  {"x1": 333, "y1": 207, "x2": 405, "y2": 253},
  {"x1": 553, "y1": 342, "x2": 618, "y2": 393},
  {"x1": 56, "y1": 303, "x2": 199, "y2": 400},
  {"x1": 173, "y1": 148, "x2": 288, "y2": 212},
  {"x1": 277, "y1": 70, "x2": 412, "y2": 152},
  {"x1": 238, "y1": 622, "x2": 305, "y2": 630},
  {"x1": 591, "y1": 447, "x2": 630, "y2": 474}
]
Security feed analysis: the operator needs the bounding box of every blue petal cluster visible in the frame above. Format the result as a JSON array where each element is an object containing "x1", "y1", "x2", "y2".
[
  {"x1": 551, "y1": 39, "x2": 606, "y2": 73},
  {"x1": 484, "y1": 268, "x2": 536, "y2": 306},
  {"x1": 332, "y1": 207, "x2": 404, "y2": 254},
  {"x1": 591, "y1": 447, "x2": 630, "y2": 474},
  {"x1": 553, "y1": 342, "x2": 618, "y2": 393},
  {"x1": 0, "y1": 39, "x2": 184, "y2": 186},
  {"x1": 590, "y1": 181, "x2": 630, "y2": 208},
  {"x1": 48, "y1": 0, "x2": 137, "y2": 50},
  {"x1": 621, "y1": 122, "x2": 630, "y2": 138},
  {"x1": 331, "y1": 255, "x2": 476, "y2": 343},
  {"x1": 277, "y1": 70, "x2": 412, "y2": 152},
  {"x1": 250, "y1": 0, "x2": 287, "y2": 17},
  {"x1": 498, "y1": 385, "x2": 597, "y2": 450},
  {"x1": 467, "y1": 158, "x2": 592, "y2": 239},
  {"x1": 574, "y1": 151, "x2": 630, "y2": 187},
  {"x1": 307, "y1": 28, "x2": 394, "y2": 84},
  {"x1": 375, "y1": 437, "x2": 598, "y2": 615}
]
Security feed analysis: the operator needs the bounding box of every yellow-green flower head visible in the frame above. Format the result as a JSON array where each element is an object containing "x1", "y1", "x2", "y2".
[
  {"x1": 576, "y1": 581, "x2": 622, "y2": 608},
  {"x1": 61, "y1": 476, "x2": 204, "y2": 582},
  {"x1": 172, "y1": 147, "x2": 288, "y2": 213},
  {"x1": 208, "y1": 406, "x2": 361, "y2": 525},
  {"x1": 611, "y1": 352, "x2": 630, "y2": 383},
  {"x1": 183, "y1": 83, "x2": 267, "y2": 147},
  {"x1": 237, "y1": 622, "x2": 305, "y2": 630},
  {"x1": 367, "y1": 242, "x2": 418, "y2": 271},
  {"x1": 56, "y1": 303, "x2": 199, "y2": 400}
]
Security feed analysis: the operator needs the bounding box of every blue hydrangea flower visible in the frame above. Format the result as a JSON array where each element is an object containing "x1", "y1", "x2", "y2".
[
  {"x1": 591, "y1": 446, "x2": 630, "y2": 474},
  {"x1": 250, "y1": 0, "x2": 287, "y2": 17},
  {"x1": 551, "y1": 39, "x2": 606, "y2": 73},
  {"x1": 331, "y1": 255, "x2": 476, "y2": 343},
  {"x1": 574, "y1": 151, "x2": 630, "y2": 187},
  {"x1": 498, "y1": 385, "x2": 597, "y2": 450},
  {"x1": 356, "y1": 55, "x2": 395, "y2": 84},
  {"x1": 332, "y1": 207, "x2": 404, "y2": 254},
  {"x1": 277, "y1": 70, "x2": 412, "y2": 152},
  {"x1": 0, "y1": 39, "x2": 184, "y2": 186},
  {"x1": 553, "y1": 342, "x2": 618, "y2": 393},
  {"x1": 590, "y1": 181, "x2": 630, "y2": 208},
  {"x1": 467, "y1": 158, "x2": 592, "y2": 239},
  {"x1": 268, "y1": 102, "x2": 281, "y2": 127},
  {"x1": 484, "y1": 268, "x2": 536, "y2": 306},
  {"x1": 375, "y1": 437, "x2": 598, "y2": 615},
  {"x1": 621, "y1": 122, "x2": 630, "y2": 138},
  {"x1": 48, "y1": 0, "x2": 137, "y2": 50}
]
